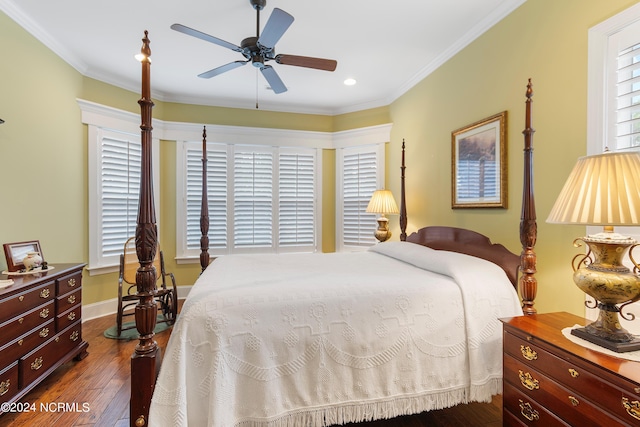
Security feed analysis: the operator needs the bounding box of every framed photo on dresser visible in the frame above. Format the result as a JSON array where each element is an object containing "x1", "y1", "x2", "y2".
[{"x1": 3, "y1": 240, "x2": 43, "y2": 272}]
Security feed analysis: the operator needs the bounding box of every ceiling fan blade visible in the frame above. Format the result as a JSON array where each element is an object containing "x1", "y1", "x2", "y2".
[
  {"x1": 275, "y1": 54, "x2": 337, "y2": 72},
  {"x1": 198, "y1": 61, "x2": 247, "y2": 79},
  {"x1": 260, "y1": 65, "x2": 287, "y2": 94},
  {"x1": 171, "y1": 23, "x2": 242, "y2": 52},
  {"x1": 257, "y1": 8, "x2": 294, "y2": 49}
]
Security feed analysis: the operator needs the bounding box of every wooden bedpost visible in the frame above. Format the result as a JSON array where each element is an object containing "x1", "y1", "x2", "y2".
[
  {"x1": 399, "y1": 139, "x2": 407, "y2": 241},
  {"x1": 519, "y1": 79, "x2": 538, "y2": 315},
  {"x1": 130, "y1": 31, "x2": 161, "y2": 427},
  {"x1": 200, "y1": 126, "x2": 210, "y2": 273}
]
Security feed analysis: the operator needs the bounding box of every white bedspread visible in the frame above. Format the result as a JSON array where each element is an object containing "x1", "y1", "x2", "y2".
[{"x1": 149, "y1": 241, "x2": 523, "y2": 426}]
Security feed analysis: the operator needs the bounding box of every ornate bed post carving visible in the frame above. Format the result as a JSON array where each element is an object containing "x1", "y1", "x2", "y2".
[
  {"x1": 130, "y1": 30, "x2": 160, "y2": 427},
  {"x1": 200, "y1": 126, "x2": 210, "y2": 272},
  {"x1": 520, "y1": 79, "x2": 538, "y2": 314},
  {"x1": 400, "y1": 139, "x2": 407, "y2": 241}
]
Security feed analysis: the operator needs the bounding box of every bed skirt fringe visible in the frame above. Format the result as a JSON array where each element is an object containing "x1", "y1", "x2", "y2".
[{"x1": 236, "y1": 379, "x2": 502, "y2": 427}]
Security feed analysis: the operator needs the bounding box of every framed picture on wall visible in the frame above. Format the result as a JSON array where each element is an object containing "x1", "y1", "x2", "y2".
[
  {"x1": 451, "y1": 111, "x2": 508, "y2": 208},
  {"x1": 3, "y1": 240, "x2": 43, "y2": 272}
]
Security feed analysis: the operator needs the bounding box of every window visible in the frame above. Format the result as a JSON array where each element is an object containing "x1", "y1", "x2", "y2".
[
  {"x1": 588, "y1": 3, "x2": 640, "y2": 155},
  {"x1": 336, "y1": 144, "x2": 384, "y2": 250},
  {"x1": 82, "y1": 100, "x2": 160, "y2": 275},
  {"x1": 177, "y1": 142, "x2": 320, "y2": 259}
]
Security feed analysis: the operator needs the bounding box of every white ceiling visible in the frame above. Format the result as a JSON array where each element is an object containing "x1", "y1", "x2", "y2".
[{"x1": 1, "y1": 0, "x2": 525, "y2": 115}]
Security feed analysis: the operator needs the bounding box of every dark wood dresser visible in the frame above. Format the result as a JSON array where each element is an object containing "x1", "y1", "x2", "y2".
[
  {"x1": 0, "y1": 263, "x2": 88, "y2": 411},
  {"x1": 501, "y1": 312, "x2": 640, "y2": 426}
]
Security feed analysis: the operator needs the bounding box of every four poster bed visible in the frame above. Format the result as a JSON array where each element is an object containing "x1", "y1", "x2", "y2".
[{"x1": 129, "y1": 32, "x2": 538, "y2": 427}]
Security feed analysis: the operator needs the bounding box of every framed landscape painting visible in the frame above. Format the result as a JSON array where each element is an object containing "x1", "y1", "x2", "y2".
[{"x1": 451, "y1": 111, "x2": 507, "y2": 208}]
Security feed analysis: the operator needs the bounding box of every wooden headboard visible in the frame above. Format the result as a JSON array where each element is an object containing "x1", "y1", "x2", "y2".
[{"x1": 405, "y1": 226, "x2": 521, "y2": 286}]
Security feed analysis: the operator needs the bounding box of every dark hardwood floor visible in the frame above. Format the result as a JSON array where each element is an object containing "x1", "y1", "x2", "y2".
[{"x1": 2, "y1": 302, "x2": 502, "y2": 426}]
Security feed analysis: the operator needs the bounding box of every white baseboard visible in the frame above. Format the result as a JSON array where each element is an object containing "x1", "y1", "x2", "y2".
[{"x1": 82, "y1": 285, "x2": 193, "y2": 322}]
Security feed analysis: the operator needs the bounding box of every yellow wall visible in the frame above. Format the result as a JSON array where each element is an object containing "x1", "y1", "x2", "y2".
[
  {"x1": 2, "y1": 0, "x2": 639, "y2": 316},
  {"x1": 386, "y1": 0, "x2": 640, "y2": 315}
]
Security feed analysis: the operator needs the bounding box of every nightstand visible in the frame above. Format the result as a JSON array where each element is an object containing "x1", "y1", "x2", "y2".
[{"x1": 501, "y1": 312, "x2": 640, "y2": 426}]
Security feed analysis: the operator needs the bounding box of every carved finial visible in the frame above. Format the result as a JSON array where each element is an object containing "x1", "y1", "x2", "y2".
[
  {"x1": 203, "y1": 125, "x2": 207, "y2": 140},
  {"x1": 526, "y1": 78, "x2": 533, "y2": 100},
  {"x1": 140, "y1": 30, "x2": 151, "y2": 60}
]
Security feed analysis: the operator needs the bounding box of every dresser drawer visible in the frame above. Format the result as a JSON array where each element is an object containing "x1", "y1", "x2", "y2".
[
  {"x1": 0, "y1": 319, "x2": 55, "y2": 366},
  {"x1": 504, "y1": 353, "x2": 628, "y2": 426},
  {"x1": 56, "y1": 288, "x2": 82, "y2": 314},
  {"x1": 0, "y1": 281, "x2": 55, "y2": 324},
  {"x1": 504, "y1": 331, "x2": 640, "y2": 424},
  {"x1": 504, "y1": 381, "x2": 569, "y2": 426},
  {"x1": 0, "y1": 300, "x2": 55, "y2": 348},
  {"x1": 0, "y1": 362, "x2": 19, "y2": 405},
  {"x1": 56, "y1": 270, "x2": 82, "y2": 295},
  {"x1": 56, "y1": 304, "x2": 81, "y2": 331},
  {"x1": 19, "y1": 322, "x2": 82, "y2": 388}
]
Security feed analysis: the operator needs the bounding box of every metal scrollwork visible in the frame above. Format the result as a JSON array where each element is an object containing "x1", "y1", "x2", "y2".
[
  {"x1": 519, "y1": 399, "x2": 540, "y2": 421},
  {"x1": 0, "y1": 379, "x2": 9, "y2": 396},
  {"x1": 622, "y1": 397, "x2": 640, "y2": 421},
  {"x1": 40, "y1": 288, "x2": 50, "y2": 298},
  {"x1": 519, "y1": 370, "x2": 540, "y2": 390},
  {"x1": 31, "y1": 356, "x2": 43, "y2": 371},
  {"x1": 571, "y1": 238, "x2": 592, "y2": 272},
  {"x1": 568, "y1": 368, "x2": 579, "y2": 378},
  {"x1": 520, "y1": 345, "x2": 538, "y2": 361}
]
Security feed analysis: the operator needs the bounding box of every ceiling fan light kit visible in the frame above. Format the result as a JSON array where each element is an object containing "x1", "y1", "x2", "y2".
[{"x1": 171, "y1": 0, "x2": 337, "y2": 94}]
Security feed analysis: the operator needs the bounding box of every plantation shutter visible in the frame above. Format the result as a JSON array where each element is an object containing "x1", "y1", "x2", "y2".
[
  {"x1": 342, "y1": 150, "x2": 377, "y2": 247},
  {"x1": 233, "y1": 148, "x2": 274, "y2": 248},
  {"x1": 100, "y1": 135, "x2": 140, "y2": 258},
  {"x1": 278, "y1": 150, "x2": 315, "y2": 249},
  {"x1": 185, "y1": 145, "x2": 228, "y2": 251},
  {"x1": 615, "y1": 42, "x2": 640, "y2": 150}
]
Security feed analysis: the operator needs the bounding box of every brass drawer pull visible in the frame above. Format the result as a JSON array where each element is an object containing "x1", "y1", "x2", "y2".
[
  {"x1": 39, "y1": 327, "x2": 49, "y2": 338},
  {"x1": 568, "y1": 396, "x2": 579, "y2": 406},
  {"x1": 520, "y1": 345, "x2": 538, "y2": 361},
  {"x1": 18, "y1": 339, "x2": 23, "y2": 346},
  {"x1": 68, "y1": 278, "x2": 76, "y2": 287},
  {"x1": 31, "y1": 356, "x2": 43, "y2": 371},
  {"x1": 622, "y1": 397, "x2": 640, "y2": 421},
  {"x1": 68, "y1": 295, "x2": 76, "y2": 304},
  {"x1": 40, "y1": 288, "x2": 50, "y2": 298},
  {"x1": 19, "y1": 295, "x2": 24, "y2": 302},
  {"x1": 18, "y1": 317, "x2": 24, "y2": 324},
  {"x1": 519, "y1": 370, "x2": 540, "y2": 391},
  {"x1": 568, "y1": 368, "x2": 579, "y2": 378},
  {"x1": 68, "y1": 312, "x2": 76, "y2": 321},
  {"x1": 0, "y1": 379, "x2": 10, "y2": 396},
  {"x1": 40, "y1": 308, "x2": 50, "y2": 318},
  {"x1": 519, "y1": 399, "x2": 540, "y2": 421},
  {"x1": 70, "y1": 330, "x2": 79, "y2": 342}
]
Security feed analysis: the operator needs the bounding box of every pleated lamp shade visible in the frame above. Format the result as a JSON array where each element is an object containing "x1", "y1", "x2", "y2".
[
  {"x1": 547, "y1": 151, "x2": 640, "y2": 225},
  {"x1": 366, "y1": 190, "x2": 399, "y2": 215}
]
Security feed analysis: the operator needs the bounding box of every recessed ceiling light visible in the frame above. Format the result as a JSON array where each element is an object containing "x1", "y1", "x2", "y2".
[{"x1": 344, "y1": 78, "x2": 357, "y2": 86}]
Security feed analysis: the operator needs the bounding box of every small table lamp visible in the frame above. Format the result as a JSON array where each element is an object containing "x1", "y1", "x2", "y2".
[
  {"x1": 366, "y1": 189, "x2": 399, "y2": 243},
  {"x1": 547, "y1": 150, "x2": 640, "y2": 352}
]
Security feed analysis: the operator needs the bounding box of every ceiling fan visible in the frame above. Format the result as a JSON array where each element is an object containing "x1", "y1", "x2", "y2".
[{"x1": 171, "y1": 0, "x2": 338, "y2": 94}]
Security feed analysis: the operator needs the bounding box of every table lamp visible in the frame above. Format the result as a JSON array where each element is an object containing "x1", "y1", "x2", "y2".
[
  {"x1": 547, "y1": 150, "x2": 640, "y2": 352},
  {"x1": 366, "y1": 189, "x2": 399, "y2": 243}
]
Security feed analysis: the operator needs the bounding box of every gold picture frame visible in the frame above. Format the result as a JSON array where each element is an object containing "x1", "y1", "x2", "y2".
[{"x1": 451, "y1": 111, "x2": 507, "y2": 208}]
